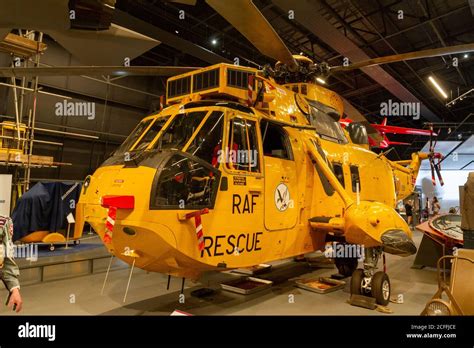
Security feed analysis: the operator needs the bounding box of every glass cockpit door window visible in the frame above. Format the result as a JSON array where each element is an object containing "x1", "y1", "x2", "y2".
[{"x1": 225, "y1": 117, "x2": 260, "y2": 173}]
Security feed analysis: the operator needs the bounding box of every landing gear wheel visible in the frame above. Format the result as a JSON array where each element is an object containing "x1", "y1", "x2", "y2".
[
  {"x1": 350, "y1": 269, "x2": 364, "y2": 295},
  {"x1": 371, "y1": 271, "x2": 391, "y2": 306},
  {"x1": 49, "y1": 245, "x2": 55, "y2": 252},
  {"x1": 335, "y1": 257, "x2": 358, "y2": 277},
  {"x1": 73, "y1": 240, "x2": 80, "y2": 246}
]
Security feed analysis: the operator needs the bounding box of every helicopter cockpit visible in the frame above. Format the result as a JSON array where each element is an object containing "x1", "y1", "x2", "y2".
[
  {"x1": 104, "y1": 105, "x2": 231, "y2": 210},
  {"x1": 149, "y1": 109, "x2": 225, "y2": 209},
  {"x1": 110, "y1": 108, "x2": 224, "y2": 159}
]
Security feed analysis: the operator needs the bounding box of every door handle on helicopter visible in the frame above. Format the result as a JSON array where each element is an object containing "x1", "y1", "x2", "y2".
[{"x1": 249, "y1": 187, "x2": 262, "y2": 194}]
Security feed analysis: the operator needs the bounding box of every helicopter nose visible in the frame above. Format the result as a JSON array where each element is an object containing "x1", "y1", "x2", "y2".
[{"x1": 381, "y1": 229, "x2": 417, "y2": 256}]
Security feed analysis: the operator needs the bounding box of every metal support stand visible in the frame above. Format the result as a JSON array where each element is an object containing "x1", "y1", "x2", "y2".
[
  {"x1": 167, "y1": 275, "x2": 171, "y2": 290},
  {"x1": 65, "y1": 223, "x2": 71, "y2": 249},
  {"x1": 101, "y1": 255, "x2": 114, "y2": 295},
  {"x1": 123, "y1": 258, "x2": 136, "y2": 303},
  {"x1": 181, "y1": 277, "x2": 185, "y2": 294},
  {"x1": 10, "y1": 74, "x2": 21, "y2": 143},
  {"x1": 24, "y1": 32, "x2": 43, "y2": 191}
]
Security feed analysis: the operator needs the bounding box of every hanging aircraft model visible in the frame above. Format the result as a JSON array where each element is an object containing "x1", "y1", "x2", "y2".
[
  {"x1": 1, "y1": 0, "x2": 473, "y2": 306},
  {"x1": 339, "y1": 117, "x2": 436, "y2": 148}
]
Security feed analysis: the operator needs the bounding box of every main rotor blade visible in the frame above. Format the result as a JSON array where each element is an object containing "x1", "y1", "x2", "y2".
[
  {"x1": 0, "y1": 66, "x2": 199, "y2": 78},
  {"x1": 331, "y1": 43, "x2": 474, "y2": 72},
  {"x1": 206, "y1": 0, "x2": 297, "y2": 70}
]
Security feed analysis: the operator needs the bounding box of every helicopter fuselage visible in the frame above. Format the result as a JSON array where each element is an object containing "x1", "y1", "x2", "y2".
[{"x1": 74, "y1": 64, "x2": 424, "y2": 278}]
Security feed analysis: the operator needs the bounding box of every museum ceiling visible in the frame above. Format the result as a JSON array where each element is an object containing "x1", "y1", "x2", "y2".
[{"x1": 116, "y1": 0, "x2": 474, "y2": 156}]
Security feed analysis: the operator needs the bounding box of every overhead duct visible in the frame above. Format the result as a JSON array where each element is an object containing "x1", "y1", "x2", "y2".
[
  {"x1": 69, "y1": 0, "x2": 116, "y2": 31},
  {"x1": 0, "y1": 0, "x2": 70, "y2": 31},
  {"x1": 112, "y1": 9, "x2": 230, "y2": 65},
  {"x1": 0, "y1": 0, "x2": 160, "y2": 65},
  {"x1": 48, "y1": 24, "x2": 159, "y2": 65}
]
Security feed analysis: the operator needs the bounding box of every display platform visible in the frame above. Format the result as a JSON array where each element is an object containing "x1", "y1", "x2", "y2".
[{"x1": 15, "y1": 235, "x2": 127, "y2": 285}]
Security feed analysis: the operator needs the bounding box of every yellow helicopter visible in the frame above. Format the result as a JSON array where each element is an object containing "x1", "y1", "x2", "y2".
[
  {"x1": 72, "y1": 61, "x2": 432, "y2": 306},
  {"x1": 2, "y1": 0, "x2": 472, "y2": 306}
]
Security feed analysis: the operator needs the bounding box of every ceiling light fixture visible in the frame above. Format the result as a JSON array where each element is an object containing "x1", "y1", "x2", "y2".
[
  {"x1": 211, "y1": 39, "x2": 217, "y2": 45},
  {"x1": 316, "y1": 77, "x2": 326, "y2": 84},
  {"x1": 428, "y1": 76, "x2": 448, "y2": 99}
]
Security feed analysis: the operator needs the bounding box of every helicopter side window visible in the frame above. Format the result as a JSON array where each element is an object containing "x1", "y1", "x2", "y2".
[
  {"x1": 132, "y1": 116, "x2": 170, "y2": 151},
  {"x1": 332, "y1": 163, "x2": 345, "y2": 188},
  {"x1": 301, "y1": 84, "x2": 308, "y2": 95},
  {"x1": 227, "y1": 118, "x2": 260, "y2": 173},
  {"x1": 113, "y1": 119, "x2": 153, "y2": 157},
  {"x1": 350, "y1": 165, "x2": 361, "y2": 193},
  {"x1": 345, "y1": 122, "x2": 369, "y2": 145},
  {"x1": 261, "y1": 120, "x2": 293, "y2": 160},
  {"x1": 307, "y1": 100, "x2": 347, "y2": 144}
]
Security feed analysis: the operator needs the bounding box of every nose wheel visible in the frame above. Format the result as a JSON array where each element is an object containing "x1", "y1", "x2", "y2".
[
  {"x1": 350, "y1": 247, "x2": 391, "y2": 306},
  {"x1": 371, "y1": 271, "x2": 391, "y2": 305}
]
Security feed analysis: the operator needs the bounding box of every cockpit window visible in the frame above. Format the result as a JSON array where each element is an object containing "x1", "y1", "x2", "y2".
[
  {"x1": 152, "y1": 111, "x2": 207, "y2": 150},
  {"x1": 150, "y1": 153, "x2": 220, "y2": 209},
  {"x1": 132, "y1": 116, "x2": 170, "y2": 151},
  {"x1": 186, "y1": 111, "x2": 224, "y2": 166},
  {"x1": 307, "y1": 100, "x2": 347, "y2": 144},
  {"x1": 114, "y1": 118, "x2": 153, "y2": 157}
]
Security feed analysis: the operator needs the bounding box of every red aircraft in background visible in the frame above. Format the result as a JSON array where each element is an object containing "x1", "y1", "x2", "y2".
[{"x1": 339, "y1": 117, "x2": 435, "y2": 148}]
